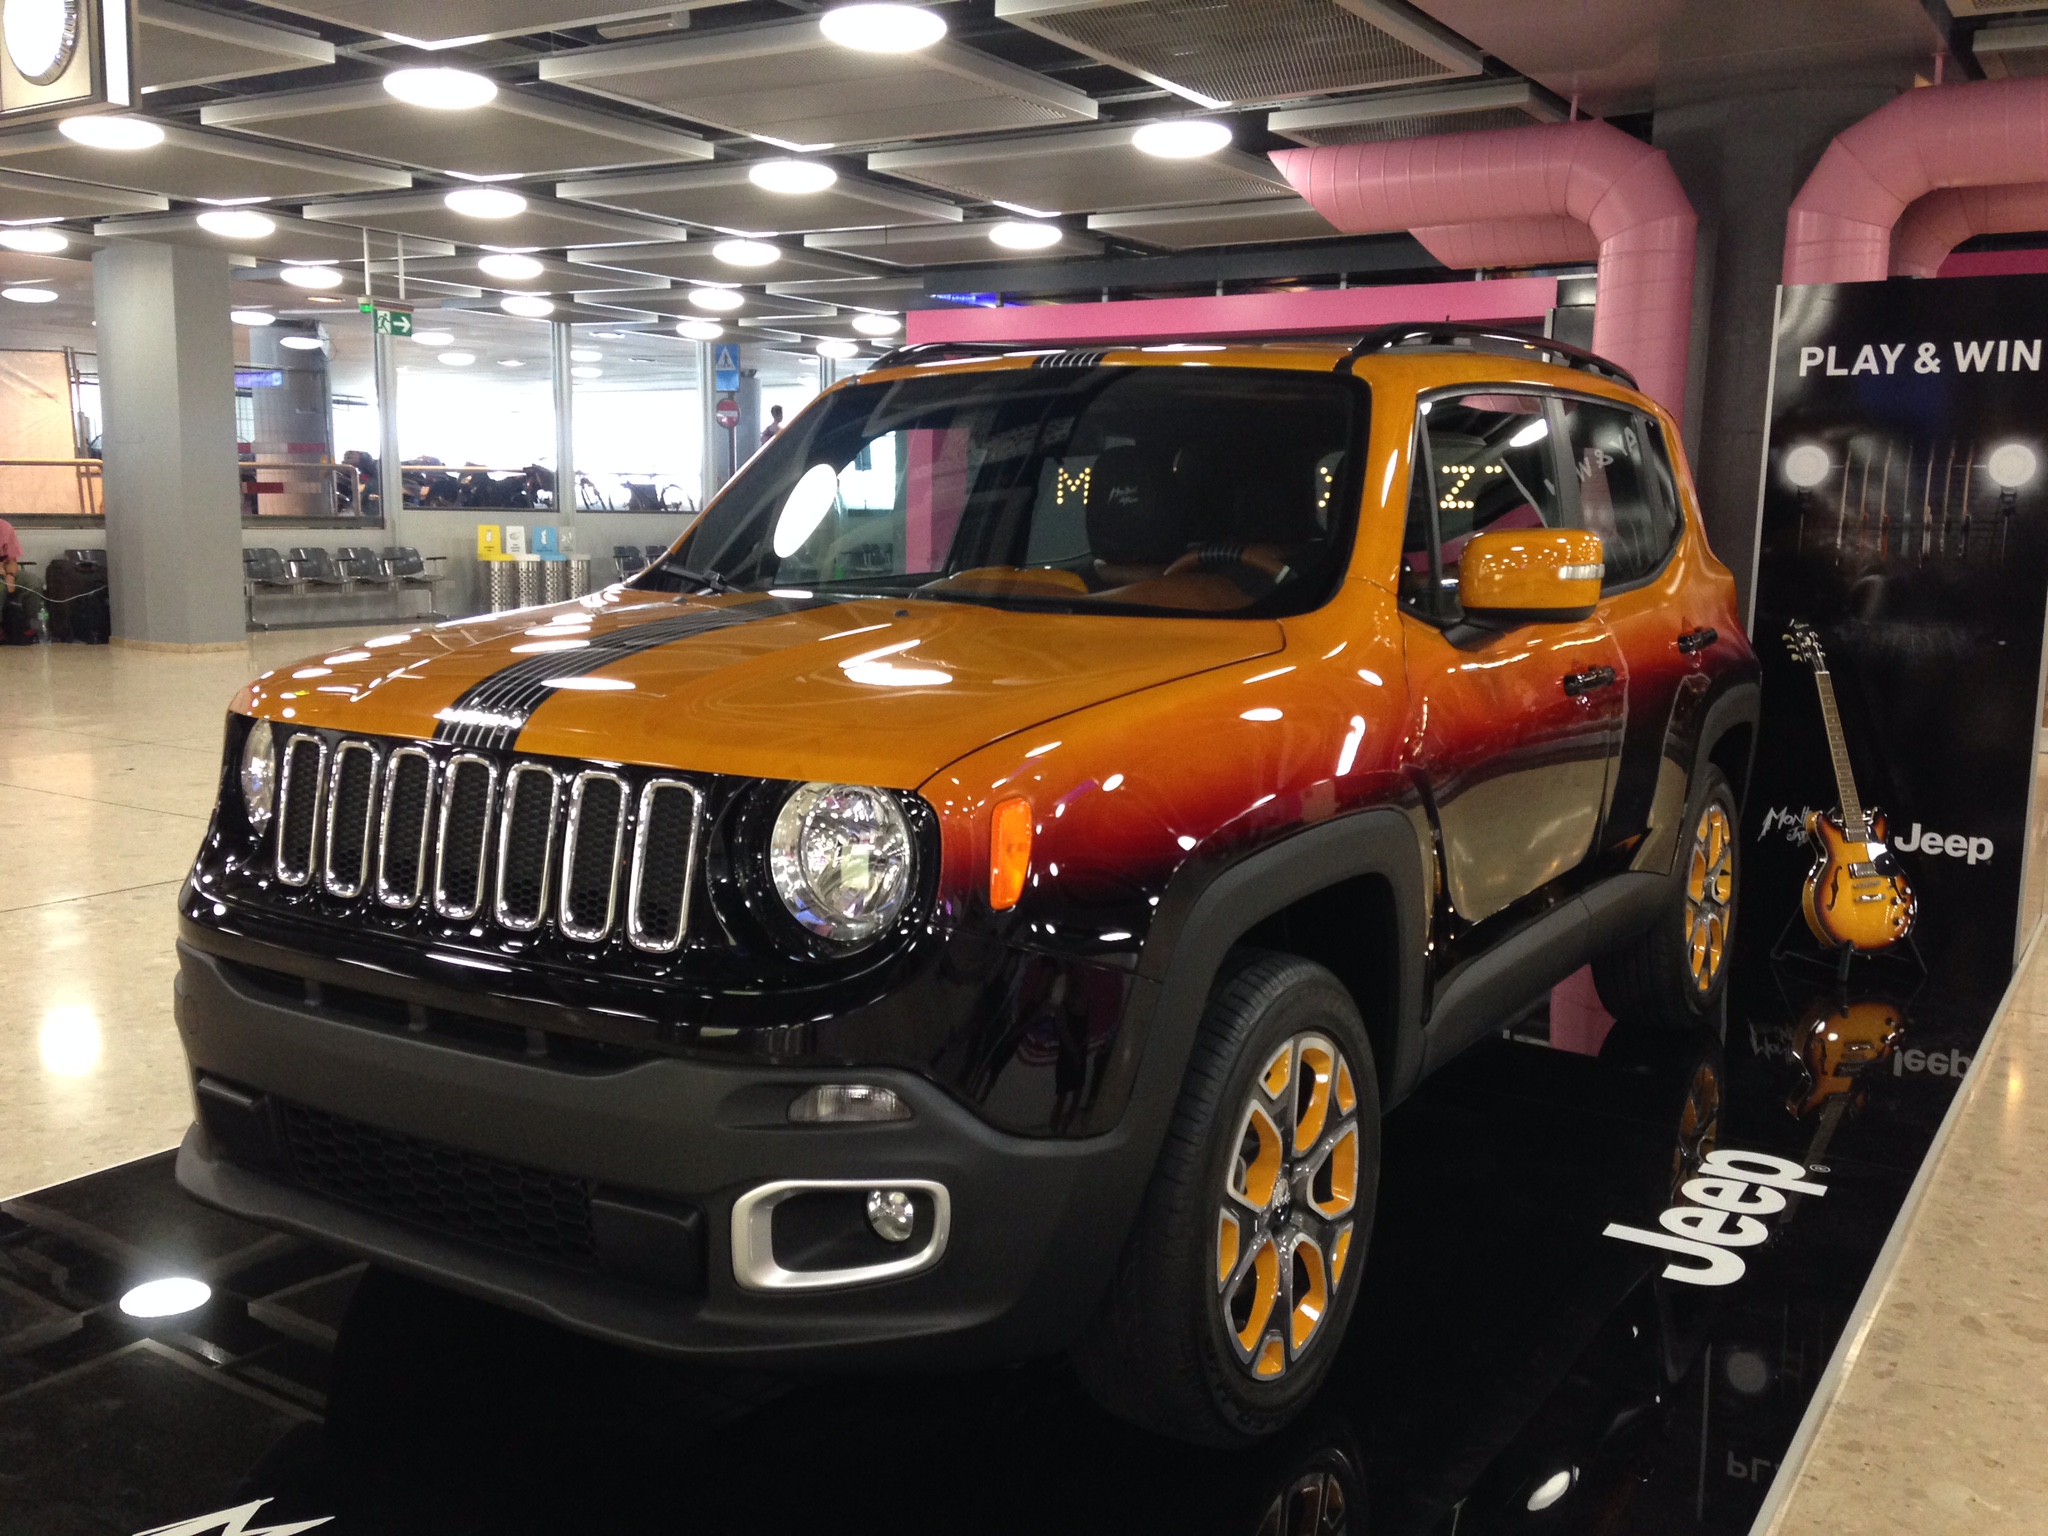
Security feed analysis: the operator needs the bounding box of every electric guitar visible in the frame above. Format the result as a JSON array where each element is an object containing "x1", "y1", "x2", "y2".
[{"x1": 1783, "y1": 621, "x2": 1918, "y2": 951}]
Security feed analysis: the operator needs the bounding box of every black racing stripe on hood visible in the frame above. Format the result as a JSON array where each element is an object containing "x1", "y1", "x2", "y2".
[{"x1": 431, "y1": 595, "x2": 841, "y2": 752}]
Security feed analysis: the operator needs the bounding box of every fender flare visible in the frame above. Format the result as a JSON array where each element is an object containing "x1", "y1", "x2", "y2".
[{"x1": 1693, "y1": 677, "x2": 1761, "y2": 808}]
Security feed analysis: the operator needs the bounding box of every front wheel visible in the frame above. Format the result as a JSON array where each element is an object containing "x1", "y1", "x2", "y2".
[
  {"x1": 1073, "y1": 951, "x2": 1381, "y2": 1445},
  {"x1": 1594, "y1": 764, "x2": 1739, "y2": 1030}
]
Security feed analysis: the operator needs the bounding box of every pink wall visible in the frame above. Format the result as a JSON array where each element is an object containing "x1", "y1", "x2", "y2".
[{"x1": 901, "y1": 276, "x2": 1560, "y2": 349}]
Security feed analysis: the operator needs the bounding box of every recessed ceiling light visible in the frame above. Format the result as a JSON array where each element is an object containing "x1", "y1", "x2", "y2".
[
  {"x1": 8, "y1": 0, "x2": 80, "y2": 84},
  {"x1": 688, "y1": 287, "x2": 745, "y2": 312},
  {"x1": 816, "y1": 338, "x2": 858, "y2": 359},
  {"x1": 819, "y1": 3, "x2": 946, "y2": 52},
  {"x1": 477, "y1": 252, "x2": 543, "y2": 281},
  {"x1": 197, "y1": 196, "x2": 270, "y2": 207},
  {"x1": 384, "y1": 67, "x2": 498, "y2": 110},
  {"x1": 571, "y1": 365, "x2": 602, "y2": 378},
  {"x1": 501, "y1": 293, "x2": 554, "y2": 317},
  {"x1": 989, "y1": 220, "x2": 1061, "y2": 250},
  {"x1": 498, "y1": 358, "x2": 525, "y2": 367},
  {"x1": 280, "y1": 264, "x2": 344, "y2": 289},
  {"x1": 0, "y1": 226, "x2": 67, "y2": 253},
  {"x1": 570, "y1": 347, "x2": 602, "y2": 362},
  {"x1": 1, "y1": 286, "x2": 57, "y2": 303},
  {"x1": 713, "y1": 238, "x2": 779, "y2": 268},
  {"x1": 230, "y1": 309, "x2": 275, "y2": 326},
  {"x1": 444, "y1": 187, "x2": 526, "y2": 220},
  {"x1": 748, "y1": 159, "x2": 838, "y2": 195},
  {"x1": 592, "y1": 330, "x2": 624, "y2": 339},
  {"x1": 279, "y1": 334, "x2": 325, "y2": 350},
  {"x1": 196, "y1": 209, "x2": 275, "y2": 240},
  {"x1": 1132, "y1": 119, "x2": 1232, "y2": 158},
  {"x1": 57, "y1": 115, "x2": 164, "y2": 151},
  {"x1": 439, "y1": 351, "x2": 476, "y2": 366},
  {"x1": 850, "y1": 312, "x2": 901, "y2": 336},
  {"x1": 119, "y1": 1277, "x2": 212, "y2": 1319},
  {"x1": 410, "y1": 329, "x2": 453, "y2": 346},
  {"x1": 676, "y1": 319, "x2": 723, "y2": 340}
]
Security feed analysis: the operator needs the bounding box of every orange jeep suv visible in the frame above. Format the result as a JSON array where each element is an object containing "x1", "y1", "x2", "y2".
[{"x1": 174, "y1": 325, "x2": 1757, "y2": 1445}]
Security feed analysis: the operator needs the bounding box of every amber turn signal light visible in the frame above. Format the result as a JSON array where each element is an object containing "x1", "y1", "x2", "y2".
[{"x1": 990, "y1": 797, "x2": 1033, "y2": 910}]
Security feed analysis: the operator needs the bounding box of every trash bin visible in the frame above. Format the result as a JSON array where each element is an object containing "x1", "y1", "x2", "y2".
[
  {"x1": 515, "y1": 559, "x2": 543, "y2": 609},
  {"x1": 484, "y1": 561, "x2": 518, "y2": 612}
]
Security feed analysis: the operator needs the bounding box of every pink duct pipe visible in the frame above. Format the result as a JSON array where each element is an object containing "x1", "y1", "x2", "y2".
[
  {"x1": 1890, "y1": 182, "x2": 2048, "y2": 278},
  {"x1": 1784, "y1": 76, "x2": 2048, "y2": 286},
  {"x1": 1270, "y1": 120, "x2": 1697, "y2": 416}
]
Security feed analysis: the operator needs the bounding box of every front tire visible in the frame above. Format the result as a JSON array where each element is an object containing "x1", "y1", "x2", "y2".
[
  {"x1": 1594, "y1": 764, "x2": 1739, "y2": 1030},
  {"x1": 1073, "y1": 951, "x2": 1381, "y2": 1446}
]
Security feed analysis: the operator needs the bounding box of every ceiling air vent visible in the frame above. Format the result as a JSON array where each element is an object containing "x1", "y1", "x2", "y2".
[
  {"x1": 1974, "y1": 21, "x2": 2048, "y2": 78},
  {"x1": 993, "y1": 0, "x2": 1481, "y2": 109},
  {"x1": 1269, "y1": 80, "x2": 1567, "y2": 146}
]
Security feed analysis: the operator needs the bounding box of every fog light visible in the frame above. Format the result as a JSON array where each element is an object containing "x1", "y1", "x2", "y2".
[
  {"x1": 788, "y1": 1083, "x2": 911, "y2": 1123},
  {"x1": 866, "y1": 1189, "x2": 915, "y2": 1242}
]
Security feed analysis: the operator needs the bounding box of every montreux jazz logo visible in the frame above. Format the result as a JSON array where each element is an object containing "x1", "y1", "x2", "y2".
[{"x1": 1602, "y1": 1148, "x2": 1826, "y2": 1286}]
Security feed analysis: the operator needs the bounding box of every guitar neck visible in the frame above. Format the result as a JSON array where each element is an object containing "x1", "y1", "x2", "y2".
[{"x1": 1811, "y1": 667, "x2": 1867, "y2": 834}]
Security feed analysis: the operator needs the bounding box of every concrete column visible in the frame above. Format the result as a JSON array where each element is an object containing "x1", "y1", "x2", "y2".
[
  {"x1": 550, "y1": 318, "x2": 575, "y2": 518},
  {"x1": 247, "y1": 321, "x2": 332, "y2": 518},
  {"x1": 1655, "y1": 80, "x2": 1902, "y2": 619},
  {"x1": 697, "y1": 340, "x2": 719, "y2": 507},
  {"x1": 92, "y1": 240, "x2": 243, "y2": 647}
]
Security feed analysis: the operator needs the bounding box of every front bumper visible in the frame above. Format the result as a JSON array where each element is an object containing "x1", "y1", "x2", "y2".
[{"x1": 172, "y1": 941, "x2": 1152, "y2": 1368}]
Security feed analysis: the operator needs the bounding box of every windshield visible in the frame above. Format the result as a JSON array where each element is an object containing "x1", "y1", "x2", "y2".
[{"x1": 640, "y1": 365, "x2": 1367, "y2": 617}]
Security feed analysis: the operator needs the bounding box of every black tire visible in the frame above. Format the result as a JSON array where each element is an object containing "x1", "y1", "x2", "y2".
[
  {"x1": 1072, "y1": 950, "x2": 1381, "y2": 1446},
  {"x1": 1594, "y1": 764, "x2": 1739, "y2": 1031}
]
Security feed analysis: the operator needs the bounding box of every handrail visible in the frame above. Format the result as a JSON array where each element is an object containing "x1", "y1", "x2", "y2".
[
  {"x1": 0, "y1": 457, "x2": 103, "y2": 468},
  {"x1": 0, "y1": 456, "x2": 103, "y2": 520}
]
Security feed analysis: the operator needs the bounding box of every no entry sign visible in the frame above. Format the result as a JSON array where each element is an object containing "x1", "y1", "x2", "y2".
[{"x1": 714, "y1": 397, "x2": 740, "y2": 429}]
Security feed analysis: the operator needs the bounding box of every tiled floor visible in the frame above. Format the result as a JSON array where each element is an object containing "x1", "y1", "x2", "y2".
[{"x1": 0, "y1": 630, "x2": 368, "y2": 1199}]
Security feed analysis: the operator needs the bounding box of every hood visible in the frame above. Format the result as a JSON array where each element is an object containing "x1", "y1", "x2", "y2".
[{"x1": 236, "y1": 589, "x2": 1283, "y2": 788}]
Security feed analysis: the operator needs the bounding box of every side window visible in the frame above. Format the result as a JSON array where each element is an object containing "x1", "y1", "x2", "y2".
[
  {"x1": 1560, "y1": 400, "x2": 1678, "y2": 586},
  {"x1": 1403, "y1": 392, "x2": 1565, "y2": 617}
]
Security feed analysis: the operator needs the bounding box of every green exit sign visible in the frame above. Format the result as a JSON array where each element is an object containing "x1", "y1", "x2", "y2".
[{"x1": 359, "y1": 301, "x2": 414, "y2": 337}]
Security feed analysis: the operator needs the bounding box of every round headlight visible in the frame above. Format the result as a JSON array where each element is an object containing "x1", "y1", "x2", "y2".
[
  {"x1": 768, "y1": 783, "x2": 914, "y2": 946},
  {"x1": 240, "y1": 718, "x2": 276, "y2": 831}
]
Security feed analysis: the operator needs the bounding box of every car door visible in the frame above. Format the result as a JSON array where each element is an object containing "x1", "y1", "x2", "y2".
[{"x1": 1399, "y1": 389, "x2": 1628, "y2": 924}]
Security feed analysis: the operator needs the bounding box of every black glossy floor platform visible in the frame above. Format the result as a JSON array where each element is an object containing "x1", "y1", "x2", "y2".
[{"x1": 0, "y1": 950, "x2": 1991, "y2": 1536}]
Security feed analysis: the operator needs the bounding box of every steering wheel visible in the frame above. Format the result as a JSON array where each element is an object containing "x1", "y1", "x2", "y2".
[{"x1": 1163, "y1": 544, "x2": 1292, "y2": 583}]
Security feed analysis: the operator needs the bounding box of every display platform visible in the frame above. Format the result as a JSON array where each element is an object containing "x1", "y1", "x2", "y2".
[{"x1": 0, "y1": 949, "x2": 1999, "y2": 1536}]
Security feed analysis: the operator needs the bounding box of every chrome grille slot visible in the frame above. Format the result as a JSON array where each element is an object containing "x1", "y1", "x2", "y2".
[
  {"x1": 627, "y1": 779, "x2": 703, "y2": 954},
  {"x1": 433, "y1": 753, "x2": 497, "y2": 920},
  {"x1": 376, "y1": 747, "x2": 436, "y2": 910},
  {"x1": 494, "y1": 764, "x2": 560, "y2": 932},
  {"x1": 274, "y1": 735, "x2": 328, "y2": 887},
  {"x1": 322, "y1": 742, "x2": 380, "y2": 898},
  {"x1": 559, "y1": 772, "x2": 628, "y2": 943}
]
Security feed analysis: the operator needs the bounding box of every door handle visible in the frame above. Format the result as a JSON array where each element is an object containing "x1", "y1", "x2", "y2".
[
  {"x1": 1676, "y1": 626, "x2": 1719, "y2": 654},
  {"x1": 1562, "y1": 665, "x2": 1618, "y2": 696}
]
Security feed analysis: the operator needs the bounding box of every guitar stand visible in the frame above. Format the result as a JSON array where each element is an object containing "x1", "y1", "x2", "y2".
[{"x1": 1769, "y1": 908, "x2": 1929, "y2": 986}]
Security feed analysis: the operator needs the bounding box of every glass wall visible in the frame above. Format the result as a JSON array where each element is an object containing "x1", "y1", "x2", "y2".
[
  {"x1": 394, "y1": 307, "x2": 556, "y2": 509},
  {"x1": 569, "y1": 322, "x2": 701, "y2": 513}
]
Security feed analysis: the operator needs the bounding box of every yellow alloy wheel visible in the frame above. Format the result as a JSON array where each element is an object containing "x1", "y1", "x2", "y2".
[
  {"x1": 1217, "y1": 1033, "x2": 1360, "y2": 1381},
  {"x1": 1684, "y1": 802, "x2": 1734, "y2": 992}
]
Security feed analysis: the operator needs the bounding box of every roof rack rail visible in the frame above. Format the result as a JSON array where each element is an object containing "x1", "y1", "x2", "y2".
[
  {"x1": 1340, "y1": 323, "x2": 1638, "y2": 390},
  {"x1": 864, "y1": 340, "x2": 1021, "y2": 372}
]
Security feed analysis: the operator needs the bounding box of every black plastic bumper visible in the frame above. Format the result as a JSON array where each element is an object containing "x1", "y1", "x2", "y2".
[{"x1": 172, "y1": 941, "x2": 1155, "y2": 1368}]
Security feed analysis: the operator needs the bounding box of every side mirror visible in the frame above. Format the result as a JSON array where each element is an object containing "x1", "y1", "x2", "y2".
[{"x1": 1456, "y1": 529, "x2": 1604, "y2": 623}]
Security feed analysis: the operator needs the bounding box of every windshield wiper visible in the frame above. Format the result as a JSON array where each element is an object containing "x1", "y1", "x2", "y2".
[{"x1": 659, "y1": 562, "x2": 742, "y2": 594}]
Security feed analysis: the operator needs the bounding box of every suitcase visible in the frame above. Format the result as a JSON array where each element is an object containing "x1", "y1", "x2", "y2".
[{"x1": 45, "y1": 551, "x2": 109, "y2": 644}]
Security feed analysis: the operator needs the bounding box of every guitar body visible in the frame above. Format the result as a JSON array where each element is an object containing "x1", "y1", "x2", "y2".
[
  {"x1": 1788, "y1": 995, "x2": 1905, "y2": 1117},
  {"x1": 1801, "y1": 808, "x2": 1917, "y2": 951}
]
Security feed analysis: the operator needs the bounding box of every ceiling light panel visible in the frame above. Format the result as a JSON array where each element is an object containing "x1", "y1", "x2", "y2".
[
  {"x1": 993, "y1": 0, "x2": 1480, "y2": 109},
  {"x1": 253, "y1": 2, "x2": 685, "y2": 46},
  {"x1": 407, "y1": 252, "x2": 661, "y2": 294},
  {"x1": 556, "y1": 162, "x2": 960, "y2": 236},
  {"x1": 868, "y1": 124, "x2": 1290, "y2": 215},
  {"x1": 95, "y1": 208, "x2": 449, "y2": 262},
  {"x1": 301, "y1": 190, "x2": 682, "y2": 249},
  {"x1": 538, "y1": 16, "x2": 1096, "y2": 151},
  {"x1": 0, "y1": 124, "x2": 411, "y2": 201},
  {"x1": 200, "y1": 83, "x2": 711, "y2": 179},
  {"x1": 1267, "y1": 79, "x2": 1567, "y2": 145},
  {"x1": 567, "y1": 240, "x2": 873, "y2": 283},
  {"x1": 1086, "y1": 197, "x2": 1338, "y2": 248},
  {"x1": 0, "y1": 168, "x2": 167, "y2": 221},
  {"x1": 1974, "y1": 21, "x2": 2048, "y2": 79},
  {"x1": 806, "y1": 221, "x2": 1100, "y2": 265},
  {"x1": 765, "y1": 274, "x2": 931, "y2": 306},
  {"x1": 138, "y1": 0, "x2": 335, "y2": 93}
]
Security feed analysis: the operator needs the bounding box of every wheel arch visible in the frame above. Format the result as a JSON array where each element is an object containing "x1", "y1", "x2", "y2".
[{"x1": 1696, "y1": 679, "x2": 1761, "y2": 809}]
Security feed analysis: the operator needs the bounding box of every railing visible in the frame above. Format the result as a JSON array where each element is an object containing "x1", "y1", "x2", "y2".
[
  {"x1": 574, "y1": 470, "x2": 696, "y2": 513},
  {"x1": 241, "y1": 460, "x2": 370, "y2": 521},
  {"x1": 0, "y1": 457, "x2": 103, "y2": 519}
]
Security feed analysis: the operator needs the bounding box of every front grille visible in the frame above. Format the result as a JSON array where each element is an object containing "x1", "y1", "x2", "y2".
[
  {"x1": 266, "y1": 730, "x2": 706, "y2": 955},
  {"x1": 277, "y1": 1100, "x2": 597, "y2": 1267}
]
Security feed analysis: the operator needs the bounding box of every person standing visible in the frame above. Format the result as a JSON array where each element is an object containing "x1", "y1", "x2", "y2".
[
  {"x1": 761, "y1": 404, "x2": 784, "y2": 445},
  {"x1": 0, "y1": 514, "x2": 21, "y2": 593}
]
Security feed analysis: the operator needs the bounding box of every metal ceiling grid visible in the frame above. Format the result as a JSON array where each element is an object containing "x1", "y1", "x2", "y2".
[
  {"x1": 1974, "y1": 21, "x2": 2048, "y2": 77},
  {"x1": 0, "y1": 124, "x2": 412, "y2": 202},
  {"x1": 139, "y1": 0, "x2": 336, "y2": 93},
  {"x1": 93, "y1": 209, "x2": 444, "y2": 263},
  {"x1": 567, "y1": 284, "x2": 826, "y2": 317},
  {"x1": 0, "y1": 170, "x2": 169, "y2": 222},
  {"x1": 993, "y1": 0, "x2": 1481, "y2": 109},
  {"x1": 765, "y1": 275, "x2": 932, "y2": 308},
  {"x1": 1086, "y1": 197, "x2": 1338, "y2": 247},
  {"x1": 806, "y1": 221, "x2": 1103, "y2": 265},
  {"x1": 868, "y1": 124, "x2": 1292, "y2": 215},
  {"x1": 301, "y1": 191, "x2": 684, "y2": 249},
  {"x1": 401, "y1": 253, "x2": 664, "y2": 293},
  {"x1": 436, "y1": 293, "x2": 659, "y2": 322},
  {"x1": 555, "y1": 162, "x2": 961, "y2": 236},
  {"x1": 255, "y1": 2, "x2": 686, "y2": 46},
  {"x1": 566, "y1": 240, "x2": 876, "y2": 282},
  {"x1": 200, "y1": 84, "x2": 712, "y2": 179},
  {"x1": 537, "y1": 17, "x2": 1098, "y2": 150},
  {"x1": 1267, "y1": 79, "x2": 1566, "y2": 144}
]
